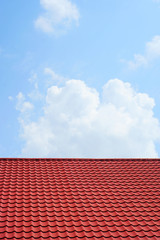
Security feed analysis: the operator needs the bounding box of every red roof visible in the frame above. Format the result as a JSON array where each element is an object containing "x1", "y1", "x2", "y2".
[{"x1": 0, "y1": 158, "x2": 160, "y2": 239}]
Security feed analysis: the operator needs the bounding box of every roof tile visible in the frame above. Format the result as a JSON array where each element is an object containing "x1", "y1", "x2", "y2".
[{"x1": 0, "y1": 158, "x2": 160, "y2": 239}]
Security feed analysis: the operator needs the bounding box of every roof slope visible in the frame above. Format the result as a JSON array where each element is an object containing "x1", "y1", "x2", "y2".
[{"x1": 0, "y1": 158, "x2": 160, "y2": 239}]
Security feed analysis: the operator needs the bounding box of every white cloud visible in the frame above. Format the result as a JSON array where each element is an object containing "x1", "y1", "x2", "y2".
[
  {"x1": 44, "y1": 68, "x2": 66, "y2": 84},
  {"x1": 35, "y1": 0, "x2": 80, "y2": 34},
  {"x1": 16, "y1": 92, "x2": 34, "y2": 113},
  {"x1": 8, "y1": 96, "x2": 14, "y2": 101},
  {"x1": 27, "y1": 73, "x2": 43, "y2": 101},
  {"x1": 126, "y1": 35, "x2": 160, "y2": 69},
  {"x1": 16, "y1": 74, "x2": 160, "y2": 158}
]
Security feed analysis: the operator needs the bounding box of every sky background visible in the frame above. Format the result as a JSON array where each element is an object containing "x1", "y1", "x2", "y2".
[{"x1": 1, "y1": 0, "x2": 160, "y2": 157}]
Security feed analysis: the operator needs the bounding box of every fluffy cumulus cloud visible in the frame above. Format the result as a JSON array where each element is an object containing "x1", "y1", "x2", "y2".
[
  {"x1": 35, "y1": 0, "x2": 80, "y2": 34},
  {"x1": 127, "y1": 35, "x2": 160, "y2": 69},
  {"x1": 16, "y1": 74, "x2": 160, "y2": 158}
]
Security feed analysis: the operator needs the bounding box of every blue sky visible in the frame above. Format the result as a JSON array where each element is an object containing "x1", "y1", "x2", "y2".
[{"x1": 1, "y1": 0, "x2": 160, "y2": 157}]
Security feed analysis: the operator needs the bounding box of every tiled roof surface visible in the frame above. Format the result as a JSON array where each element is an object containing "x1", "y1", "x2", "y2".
[{"x1": 0, "y1": 158, "x2": 160, "y2": 239}]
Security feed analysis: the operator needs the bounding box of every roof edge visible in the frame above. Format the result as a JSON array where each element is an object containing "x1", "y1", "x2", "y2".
[{"x1": 0, "y1": 158, "x2": 160, "y2": 161}]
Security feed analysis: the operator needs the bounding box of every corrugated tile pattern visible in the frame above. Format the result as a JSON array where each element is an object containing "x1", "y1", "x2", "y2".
[{"x1": 0, "y1": 158, "x2": 160, "y2": 239}]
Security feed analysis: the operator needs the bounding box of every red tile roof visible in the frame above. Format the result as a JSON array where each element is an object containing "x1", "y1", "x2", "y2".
[{"x1": 0, "y1": 158, "x2": 160, "y2": 239}]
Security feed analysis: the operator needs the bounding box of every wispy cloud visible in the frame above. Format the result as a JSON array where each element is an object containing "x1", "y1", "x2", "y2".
[
  {"x1": 125, "y1": 35, "x2": 160, "y2": 70},
  {"x1": 16, "y1": 92, "x2": 34, "y2": 113},
  {"x1": 35, "y1": 0, "x2": 80, "y2": 35},
  {"x1": 16, "y1": 71, "x2": 160, "y2": 158},
  {"x1": 153, "y1": 0, "x2": 160, "y2": 3},
  {"x1": 44, "y1": 68, "x2": 66, "y2": 85}
]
